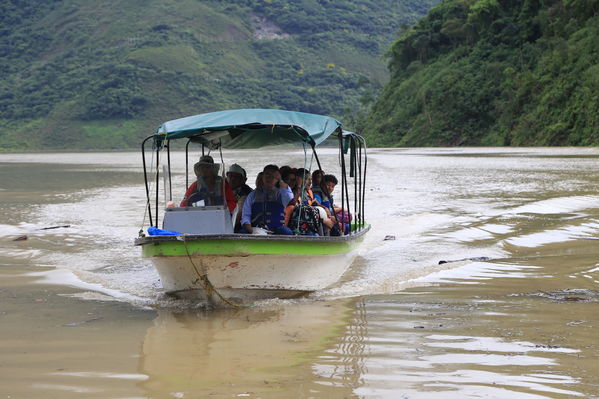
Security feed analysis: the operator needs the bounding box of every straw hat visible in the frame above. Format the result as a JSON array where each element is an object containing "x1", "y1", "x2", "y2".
[{"x1": 194, "y1": 155, "x2": 220, "y2": 176}]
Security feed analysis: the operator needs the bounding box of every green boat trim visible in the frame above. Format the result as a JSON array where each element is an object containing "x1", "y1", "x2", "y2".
[{"x1": 136, "y1": 225, "x2": 370, "y2": 257}]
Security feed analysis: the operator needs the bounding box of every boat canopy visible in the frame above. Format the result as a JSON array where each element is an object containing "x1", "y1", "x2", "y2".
[
  {"x1": 140, "y1": 108, "x2": 368, "y2": 236},
  {"x1": 155, "y1": 109, "x2": 342, "y2": 149}
]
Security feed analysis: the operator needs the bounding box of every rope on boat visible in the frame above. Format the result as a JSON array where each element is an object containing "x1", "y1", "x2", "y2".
[{"x1": 181, "y1": 235, "x2": 245, "y2": 308}]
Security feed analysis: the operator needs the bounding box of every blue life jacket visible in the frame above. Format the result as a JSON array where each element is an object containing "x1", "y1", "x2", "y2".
[
  {"x1": 187, "y1": 176, "x2": 224, "y2": 206},
  {"x1": 312, "y1": 186, "x2": 333, "y2": 213},
  {"x1": 251, "y1": 188, "x2": 285, "y2": 229}
]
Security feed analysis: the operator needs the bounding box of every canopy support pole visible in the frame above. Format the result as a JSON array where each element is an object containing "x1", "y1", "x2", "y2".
[
  {"x1": 141, "y1": 135, "x2": 154, "y2": 227},
  {"x1": 338, "y1": 132, "x2": 351, "y2": 235},
  {"x1": 185, "y1": 139, "x2": 192, "y2": 189},
  {"x1": 350, "y1": 136, "x2": 357, "y2": 233},
  {"x1": 357, "y1": 138, "x2": 363, "y2": 228},
  {"x1": 155, "y1": 144, "x2": 160, "y2": 228},
  {"x1": 310, "y1": 142, "x2": 323, "y2": 171},
  {"x1": 166, "y1": 140, "x2": 172, "y2": 201}
]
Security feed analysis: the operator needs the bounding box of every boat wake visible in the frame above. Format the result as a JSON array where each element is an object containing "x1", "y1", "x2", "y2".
[
  {"x1": 7, "y1": 154, "x2": 598, "y2": 310},
  {"x1": 5, "y1": 183, "x2": 505, "y2": 309}
]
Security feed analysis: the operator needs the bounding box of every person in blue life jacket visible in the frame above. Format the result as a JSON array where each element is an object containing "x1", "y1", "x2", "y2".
[
  {"x1": 312, "y1": 174, "x2": 345, "y2": 236},
  {"x1": 240, "y1": 164, "x2": 294, "y2": 235}
]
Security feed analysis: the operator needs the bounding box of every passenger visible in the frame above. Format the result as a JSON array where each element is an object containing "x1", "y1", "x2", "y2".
[
  {"x1": 268, "y1": 165, "x2": 282, "y2": 188},
  {"x1": 284, "y1": 186, "x2": 302, "y2": 227},
  {"x1": 313, "y1": 174, "x2": 341, "y2": 214},
  {"x1": 226, "y1": 163, "x2": 252, "y2": 200},
  {"x1": 311, "y1": 169, "x2": 324, "y2": 190},
  {"x1": 180, "y1": 155, "x2": 237, "y2": 212},
  {"x1": 267, "y1": 165, "x2": 283, "y2": 188},
  {"x1": 281, "y1": 168, "x2": 297, "y2": 190},
  {"x1": 255, "y1": 172, "x2": 264, "y2": 190},
  {"x1": 295, "y1": 168, "x2": 315, "y2": 205},
  {"x1": 226, "y1": 163, "x2": 253, "y2": 231},
  {"x1": 279, "y1": 165, "x2": 293, "y2": 178},
  {"x1": 285, "y1": 185, "x2": 322, "y2": 236},
  {"x1": 312, "y1": 174, "x2": 343, "y2": 235},
  {"x1": 240, "y1": 165, "x2": 294, "y2": 235}
]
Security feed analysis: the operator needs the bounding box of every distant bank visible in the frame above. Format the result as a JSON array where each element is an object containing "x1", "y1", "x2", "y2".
[
  {"x1": 0, "y1": 0, "x2": 437, "y2": 151},
  {"x1": 362, "y1": 0, "x2": 599, "y2": 147}
]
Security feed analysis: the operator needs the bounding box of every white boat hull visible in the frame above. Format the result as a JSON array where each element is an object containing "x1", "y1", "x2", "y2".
[
  {"x1": 136, "y1": 229, "x2": 369, "y2": 305},
  {"x1": 152, "y1": 251, "x2": 356, "y2": 303},
  {"x1": 136, "y1": 226, "x2": 369, "y2": 304}
]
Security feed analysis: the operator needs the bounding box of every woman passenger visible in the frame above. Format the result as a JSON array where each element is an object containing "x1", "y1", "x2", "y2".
[
  {"x1": 295, "y1": 168, "x2": 315, "y2": 205},
  {"x1": 281, "y1": 168, "x2": 297, "y2": 191},
  {"x1": 311, "y1": 170, "x2": 324, "y2": 191},
  {"x1": 284, "y1": 187, "x2": 320, "y2": 236},
  {"x1": 255, "y1": 172, "x2": 264, "y2": 190}
]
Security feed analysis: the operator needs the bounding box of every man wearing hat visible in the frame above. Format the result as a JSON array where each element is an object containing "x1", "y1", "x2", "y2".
[
  {"x1": 226, "y1": 164, "x2": 252, "y2": 200},
  {"x1": 180, "y1": 155, "x2": 236, "y2": 212},
  {"x1": 226, "y1": 163, "x2": 253, "y2": 231}
]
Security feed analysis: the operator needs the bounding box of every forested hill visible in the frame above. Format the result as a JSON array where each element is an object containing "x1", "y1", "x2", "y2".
[
  {"x1": 362, "y1": 0, "x2": 599, "y2": 146},
  {"x1": 0, "y1": 0, "x2": 436, "y2": 150}
]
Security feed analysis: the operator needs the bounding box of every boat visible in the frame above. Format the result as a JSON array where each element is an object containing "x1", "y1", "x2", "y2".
[{"x1": 134, "y1": 109, "x2": 369, "y2": 306}]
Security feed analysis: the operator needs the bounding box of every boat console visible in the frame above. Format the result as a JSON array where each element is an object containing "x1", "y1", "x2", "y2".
[{"x1": 162, "y1": 206, "x2": 234, "y2": 235}]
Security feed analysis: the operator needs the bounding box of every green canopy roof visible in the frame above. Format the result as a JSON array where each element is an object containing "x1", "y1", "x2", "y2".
[{"x1": 155, "y1": 109, "x2": 342, "y2": 148}]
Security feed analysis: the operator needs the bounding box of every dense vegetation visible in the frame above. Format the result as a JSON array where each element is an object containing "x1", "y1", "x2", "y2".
[
  {"x1": 0, "y1": 0, "x2": 436, "y2": 150},
  {"x1": 362, "y1": 0, "x2": 599, "y2": 146}
]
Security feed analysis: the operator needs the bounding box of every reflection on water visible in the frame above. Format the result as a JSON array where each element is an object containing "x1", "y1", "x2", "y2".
[
  {"x1": 349, "y1": 299, "x2": 589, "y2": 399},
  {"x1": 139, "y1": 300, "x2": 362, "y2": 398},
  {"x1": 1, "y1": 148, "x2": 599, "y2": 398}
]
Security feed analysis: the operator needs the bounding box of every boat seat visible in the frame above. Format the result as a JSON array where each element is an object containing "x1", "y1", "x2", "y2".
[{"x1": 162, "y1": 206, "x2": 234, "y2": 235}]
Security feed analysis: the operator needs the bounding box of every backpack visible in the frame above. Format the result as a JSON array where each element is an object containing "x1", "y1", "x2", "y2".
[{"x1": 288, "y1": 205, "x2": 320, "y2": 235}]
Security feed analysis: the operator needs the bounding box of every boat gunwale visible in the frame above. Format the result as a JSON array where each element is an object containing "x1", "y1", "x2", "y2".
[{"x1": 134, "y1": 224, "x2": 370, "y2": 246}]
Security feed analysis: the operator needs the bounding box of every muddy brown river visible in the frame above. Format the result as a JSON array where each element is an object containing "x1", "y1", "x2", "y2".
[{"x1": 1, "y1": 148, "x2": 598, "y2": 398}]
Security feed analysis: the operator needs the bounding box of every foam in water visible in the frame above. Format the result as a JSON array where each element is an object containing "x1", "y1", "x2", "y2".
[{"x1": 9, "y1": 149, "x2": 599, "y2": 310}]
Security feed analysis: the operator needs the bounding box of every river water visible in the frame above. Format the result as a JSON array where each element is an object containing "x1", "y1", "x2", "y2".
[{"x1": 0, "y1": 148, "x2": 598, "y2": 398}]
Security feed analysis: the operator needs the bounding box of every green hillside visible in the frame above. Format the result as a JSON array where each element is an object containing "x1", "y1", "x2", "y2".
[
  {"x1": 0, "y1": 0, "x2": 436, "y2": 150},
  {"x1": 362, "y1": 0, "x2": 599, "y2": 146}
]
